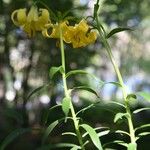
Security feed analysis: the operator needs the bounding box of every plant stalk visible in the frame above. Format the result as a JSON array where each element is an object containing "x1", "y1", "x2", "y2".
[
  {"x1": 59, "y1": 25, "x2": 85, "y2": 150},
  {"x1": 96, "y1": 16, "x2": 136, "y2": 146}
]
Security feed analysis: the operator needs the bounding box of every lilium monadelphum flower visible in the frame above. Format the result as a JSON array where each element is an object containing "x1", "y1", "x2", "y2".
[
  {"x1": 11, "y1": 6, "x2": 51, "y2": 37},
  {"x1": 64, "y1": 19, "x2": 97, "y2": 48}
]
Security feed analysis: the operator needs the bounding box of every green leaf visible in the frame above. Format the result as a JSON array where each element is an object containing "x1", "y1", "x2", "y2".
[
  {"x1": 76, "y1": 104, "x2": 94, "y2": 116},
  {"x1": 115, "y1": 130, "x2": 130, "y2": 136},
  {"x1": 80, "y1": 124, "x2": 103, "y2": 150},
  {"x1": 62, "y1": 97, "x2": 71, "y2": 118},
  {"x1": 133, "y1": 107, "x2": 150, "y2": 114},
  {"x1": 127, "y1": 143, "x2": 137, "y2": 150},
  {"x1": 114, "y1": 113, "x2": 129, "y2": 123},
  {"x1": 106, "y1": 27, "x2": 132, "y2": 39},
  {"x1": 72, "y1": 86, "x2": 99, "y2": 97},
  {"x1": 136, "y1": 91, "x2": 150, "y2": 102},
  {"x1": 42, "y1": 120, "x2": 59, "y2": 145},
  {"x1": 27, "y1": 85, "x2": 46, "y2": 100},
  {"x1": 62, "y1": 132, "x2": 77, "y2": 137},
  {"x1": 97, "y1": 130, "x2": 110, "y2": 137},
  {"x1": 126, "y1": 94, "x2": 137, "y2": 100},
  {"x1": 138, "y1": 132, "x2": 150, "y2": 137},
  {"x1": 135, "y1": 124, "x2": 150, "y2": 132},
  {"x1": 0, "y1": 128, "x2": 31, "y2": 150},
  {"x1": 83, "y1": 127, "x2": 109, "y2": 138},
  {"x1": 42, "y1": 104, "x2": 61, "y2": 125},
  {"x1": 49, "y1": 66, "x2": 64, "y2": 79},
  {"x1": 107, "y1": 101, "x2": 125, "y2": 108},
  {"x1": 65, "y1": 70, "x2": 89, "y2": 78},
  {"x1": 105, "y1": 81, "x2": 122, "y2": 87}
]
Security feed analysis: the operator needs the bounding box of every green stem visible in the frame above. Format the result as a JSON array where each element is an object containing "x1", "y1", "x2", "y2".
[
  {"x1": 59, "y1": 25, "x2": 85, "y2": 150},
  {"x1": 96, "y1": 17, "x2": 136, "y2": 146}
]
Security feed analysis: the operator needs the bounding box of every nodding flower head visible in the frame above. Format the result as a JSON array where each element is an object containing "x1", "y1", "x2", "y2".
[
  {"x1": 64, "y1": 19, "x2": 97, "y2": 48},
  {"x1": 11, "y1": 6, "x2": 51, "y2": 37}
]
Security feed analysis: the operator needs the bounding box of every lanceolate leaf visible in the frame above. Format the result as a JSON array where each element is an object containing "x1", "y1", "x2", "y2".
[
  {"x1": 49, "y1": 66, "x2": 64, "y2": 79},
  {"x1": 133, "y1": 107, "x2": 150, "y2": 114},
  {"x1": 0, "y1": 128, "x2": 31, "y2": 150},
  {"x1": 105, "y1": 81, "x2": 122, "y2": 87},
  {"x1": 106, "y1": 27, "x2": 132, "y2": 39},
  {"x1": 115, "y1": 130, "x2": 130, "y2": 136},
  {"x1": 138, "y1": 132, "x2": 150, "y2": 137},
  {"x1": 80, "y1": 124, "x2": 103, "y2": 150},
  {"x1": 72, "y1": 86, "x2": 99, "y2": 97},
  {"x1": 27, "y1": 85, "x2": 47, "y2": 100},
  {"x1": 76, "y1": 104, "x2": 94, "y2": 116},
  {"x1": 97, "y1": 130, "x2": 110, "y2": 137},
  {"x1": 42, "y1": 120, "x2": 59, "y2": 145},
  {"x1": 136, "y1": 91, "x2": 150, "y2": 102},
  {"x1": 65, "y1": 70, "x2": 89, "y2": 78},
  {"x1": 114, "y1": 113, "x2": 129, "y2": 123},
  {"x1": 135, "y1": 124, "x2": 150, "y2": 132},
  {"x1": 62, "y1": 132, "x2": 77, "y2": 137},
  {"x1": 62, "y1": 97, "x2": 71, "y2": 117}
]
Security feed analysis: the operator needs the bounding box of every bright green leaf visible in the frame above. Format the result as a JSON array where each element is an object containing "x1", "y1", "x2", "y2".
[
  {"x1": 106, "y1": 27, "x2": 132, "y2": 39},
  {"x1": 138, "y1": 132, "x2": 150, "y2": 137},
  {"x1": 80, "y1": 124, "x2": 103, "y2": 150},
  {"x1": 62, "y1": 97, "x2": 71, "y2": 118},
  {"x1": 115, "y1": 130, "x2": 130, "y2": 136},
  {"x1": 114, "y1": 113, "x2": 129, "y2": 123},
  {"x1": 42, "y1": 120, "x2": 59, "y2": 145},
  {"x1": 133, "y1": 108, "x2": 150, "y2": 114},
  {"x1": 62, "y1": 132, "x2": 76, "y2": 137},
  {"x1": 97, "y1": 130, "x2": 110, "y2": 137},
  {"x1": 0, "y1": 128, "x2": 31, "y2": 150},
  {"x1": 135, "y1": 124, "x2": 150, "y2": 132}
]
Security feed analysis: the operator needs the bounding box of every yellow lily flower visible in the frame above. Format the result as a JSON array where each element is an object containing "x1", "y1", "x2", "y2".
[
  {"x1": 42, "y1": 21, "x2": 69, "y2": 40},
  {"x1": 64, "y1": 19, "x2": 97, "y2": 48},
  {"x1": 11, "y1": 6, "x2": 50, "y2": 37}
]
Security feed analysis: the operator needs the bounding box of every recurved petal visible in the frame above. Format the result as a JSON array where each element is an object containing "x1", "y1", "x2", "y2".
[
  {"x1": 75, "y1": 19, "x2": 89, "y2": 32},
  {"x1": 63, "y1": 26, "x2": 75, "y2": 43},
  {"x1": 11, "y1": 9, "x2": 27, "y2": 26},
  {"x1": 35, "y1": 9, "x2": 50, "y2": 31},
  {"x1": 86, "y1": 31, "x2": 97, "y2": 44},
  {"x1": 27, "y1": 6, "x2": 38, "y2": 22},
  {"x1": 42, "y1": 28, "x2": 52, "y2": 38},
  {"x1": 38, "y1": 9, "x2": 50, "y2": 23}
]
